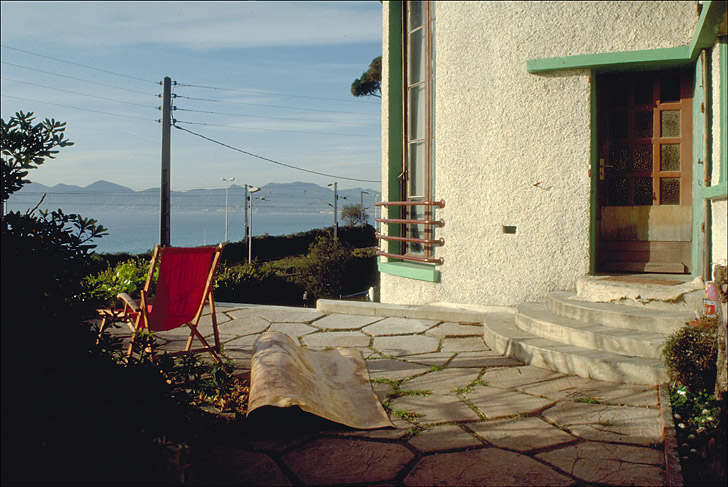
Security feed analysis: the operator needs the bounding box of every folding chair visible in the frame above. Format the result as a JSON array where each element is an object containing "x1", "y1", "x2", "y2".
[{"x1": 100, "y1": 244, "x2": 224, "y2": 362}]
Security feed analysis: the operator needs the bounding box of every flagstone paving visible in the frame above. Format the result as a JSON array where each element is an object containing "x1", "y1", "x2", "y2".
[{"x1": 113, "y1": 302, "x2": 679, "y2": 486}]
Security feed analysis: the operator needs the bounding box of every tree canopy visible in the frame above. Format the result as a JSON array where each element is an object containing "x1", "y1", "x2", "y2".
[
  {"x1": 341, "y1": 203, "x2": 369, "y2": 227},
  {"x1": 1, "y1": 111, "x2": 74, "y2": 204},
  {"x1": 351, "y1": 56, "x2": 382, "y2": 98}
]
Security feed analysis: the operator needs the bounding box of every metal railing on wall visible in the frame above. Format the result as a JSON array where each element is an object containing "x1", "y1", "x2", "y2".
[{"x1": 375, "y1": 200, "x2": 445, "y2": 265}]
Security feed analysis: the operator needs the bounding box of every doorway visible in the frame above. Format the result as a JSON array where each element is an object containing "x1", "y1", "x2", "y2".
[{"x1": 597, "y1": 69, "x2": 693, "y2": 274}]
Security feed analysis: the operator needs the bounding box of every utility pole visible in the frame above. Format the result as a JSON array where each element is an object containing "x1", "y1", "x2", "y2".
[
  {"x1": 160, "y1": 76, "x2": 172, "y2": 247},
  {"x1": 244, "y1": 184, "x2": 249, "y2": 245},
  {"x1": 328, "y1": 182, "x2": 338, "y2": 239},
  {"x1": 248, "y1": 186, "x2": 261, "y2": 263}
]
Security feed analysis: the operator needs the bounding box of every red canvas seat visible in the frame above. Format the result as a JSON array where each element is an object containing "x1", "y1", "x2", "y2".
[{"x1": 100, "y1": 244, "x2": 223, "y2": 361}]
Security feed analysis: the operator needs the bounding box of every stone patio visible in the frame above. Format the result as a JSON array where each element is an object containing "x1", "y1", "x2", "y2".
[{"x1": 110, "y1": 301, "x2": 680, "y2": 486}]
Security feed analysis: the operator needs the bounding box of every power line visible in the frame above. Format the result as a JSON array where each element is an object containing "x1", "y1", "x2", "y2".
[
  {"x1": 175, "y1": 94, "x2": 378, "y2": 117},
  {"x1": 176, "y1": 81, "x2": 379, "y2": 105},
  {"x1": 1, "y1": 77, "x2": 158, "y2": 109},
  {"x1": 0, "y1": 94, "x2": 160, "y2": 122},
  {"x1": 1, "y1": 61, "x2": 157, "y2": 96},
  {"x1": 173, "y1": 123, "x2": 381, "y2": 183},
  {"x1": 174, "y1": 107, "x2": 372, "y2": 126},
  {"x1": 173, "y1": 119, "x2": 378, "y2": 138},
  {"x1": 0, "y1": 44, "x2": 158, "y2": 84}
]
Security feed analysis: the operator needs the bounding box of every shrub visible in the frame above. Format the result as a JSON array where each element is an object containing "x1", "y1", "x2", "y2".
[
  {"x1": 662, "y1": 318, "x2": 719, "y2": 393},
  {"x1": 296, "y1": 232, "x2": 354, "y2": 300},
  {"x1": 214, "y1": 262, "x2": 304, "y2": 305}
]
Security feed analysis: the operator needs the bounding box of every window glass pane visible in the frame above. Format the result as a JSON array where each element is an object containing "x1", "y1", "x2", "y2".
[
  {"x1": 660, "y1": 75, "x2": 681, "y2": 102},
  {"x1": 634, "y1": 111, "x2": 653, "y2": 138},
  {"x1": 431, "y1": 19, "x2": 436, "y2": 73},
  {"x1": 660, "y1": 144, "x2": 680, "y2": 171},
  {"x1": 408, "y1": 84, "x2": 425, "y2": 140},
  {"x1": 660, "y1": 178, "x2": 680, "y2": 205},
  {"x1": 409, "y1": 1, "x2": 424, "y2": 28},
  {"x1": 634, "y1": 177, "x2": 653, "y2": 206},
  {"x1": 661, "y1": 110, "x2": 680, "y2": 137},
  {"x1": 609, "y1": 112, "x2": 628, "y2": 139},
  {"x1": 409, "y1": 142, "x2": 426, "y2": 198},
  {"x1": 634, "y1": 77, "x2": 653, "y2": 105},
  {"x1": 609, "y1": 144, "x2": 631, "y2": 172},
  {"x1": 608, "y1": 177, "x2": 629, "y2": 206},
  {"x1": 633, "y1": 144, "x2": 653, "y2": 172},
  {"x1": 408, "y1": 29, "x2": 424, "y2": 84},
  {"x1": 408, "y1": 205, "x2": 424, "y2": 255}
]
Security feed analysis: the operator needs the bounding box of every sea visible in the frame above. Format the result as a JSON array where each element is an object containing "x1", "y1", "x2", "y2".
[
  {"x1": 6, "y1": 180, "x2": 380, "y2": 255},
  {"x1": 5, "y1": 205, "x2": 336, "y2": 255}
]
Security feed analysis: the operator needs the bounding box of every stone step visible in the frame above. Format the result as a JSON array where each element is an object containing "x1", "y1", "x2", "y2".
[
  {"x1": 547, "y1": 291, "x2": 691, "y2": 334},
  {"x1": 575, "y1": 275, "x2": 704, "y2": 311},
  {"x1": 516, "y1": 302, "x2": 666, "y2": 359},
  {"x1": 483, "y1": 313, "x2": 667, "y2": 386}
]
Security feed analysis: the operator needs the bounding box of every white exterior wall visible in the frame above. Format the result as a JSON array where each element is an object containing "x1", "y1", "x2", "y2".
[{"x1": 381, "y1": 1, "x2": 699, "y2": 307}]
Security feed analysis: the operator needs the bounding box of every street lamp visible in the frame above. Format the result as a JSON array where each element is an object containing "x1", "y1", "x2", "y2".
[
  {"x1": 221, "y1": 177, "x2": 235, "y2": 242},
  {"x1": 360, "y1": 191, "x2": 369, "y2": 227},
  {"x1": 247, "y1": 186, "x2": 260, "y2": 263}
]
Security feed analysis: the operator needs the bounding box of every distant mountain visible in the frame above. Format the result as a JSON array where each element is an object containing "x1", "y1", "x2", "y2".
[
  {"x1": 9, "y1": 180, "x2": 381, "y2": 215},
  {"x1": 85, "y1": 180, "x2": 134, "y2": 193},
  {"x1": 50, "y1": 183, "x2": 85, "y2": 192}
]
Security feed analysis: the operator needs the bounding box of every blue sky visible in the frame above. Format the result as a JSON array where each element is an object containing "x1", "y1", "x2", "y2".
[{"x1": 0, "y1": 1, "x2": 383, "y2": 192}]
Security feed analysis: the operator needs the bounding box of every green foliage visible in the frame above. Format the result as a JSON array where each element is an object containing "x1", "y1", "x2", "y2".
[
  {"x1": 351, "y1": 56, "x2": 382, "y2": 98},
  {"x1": 662, "y1": 320, "x2": 719, "y2": 393},
  {"x1": 341, "y1": 203, "x2": 369, "y2": 227},
  {"x1": 1, "y1": 111, "x2": 74, "y2": 202},
  {"x1": 85, "y1": 256, "x2": 155, "y2": 303}
]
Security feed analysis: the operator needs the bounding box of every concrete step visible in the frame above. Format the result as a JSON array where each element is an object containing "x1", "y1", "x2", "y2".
[
  {"x1": 516, "y1": 302, "x2": 667, "y2": 359},
  {"x1": 547, "y1": 291, "x2": 691, "y2": 334},
  {"x1": 483, "y1": 313, "x2": 668, "y2": 386}
]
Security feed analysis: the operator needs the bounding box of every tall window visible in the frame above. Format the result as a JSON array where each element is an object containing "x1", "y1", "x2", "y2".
[{"x1": 403, "y1": 0, "x2": 436, "y2": 256}]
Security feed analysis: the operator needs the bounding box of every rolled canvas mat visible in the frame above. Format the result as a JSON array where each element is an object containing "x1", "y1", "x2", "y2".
[{"x1": 247, "y1": 331, "x2": 393, "y2": 430}]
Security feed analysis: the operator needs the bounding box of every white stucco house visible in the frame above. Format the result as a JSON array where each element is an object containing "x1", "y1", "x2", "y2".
[{"x1": 376, "y1": 0, "x2": 727, "y2": 308}]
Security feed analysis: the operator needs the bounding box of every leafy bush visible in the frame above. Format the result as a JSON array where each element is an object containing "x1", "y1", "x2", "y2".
[
  {"x1": 662, "y1": 319, "x2": 719, "y2": 393},
  {"x1": 85, "y1": 256, "x2": 155, "y2": 304},
  {"x1": 295, "y1": 232, "x2": 354, "y2": 300}
]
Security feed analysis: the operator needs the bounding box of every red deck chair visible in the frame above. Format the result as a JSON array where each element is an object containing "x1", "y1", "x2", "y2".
[{"x1": 101, "y1": 244, "x2": 224, "y2": 362}]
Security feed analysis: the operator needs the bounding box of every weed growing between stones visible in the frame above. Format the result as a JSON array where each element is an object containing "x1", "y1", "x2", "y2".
[{"x1": 454, "y1": 379, "x2": 489, "y2": 395}]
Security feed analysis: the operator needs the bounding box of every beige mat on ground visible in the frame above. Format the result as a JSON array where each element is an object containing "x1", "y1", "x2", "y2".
[{"x1": 247, "y1": 331, "x2": 393, "y2": 430}]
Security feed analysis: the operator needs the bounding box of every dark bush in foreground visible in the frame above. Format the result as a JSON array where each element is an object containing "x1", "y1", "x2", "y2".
[
  {"x1": 214, "y1": 262, "x2": 305, "y2": 306},
  {"x1": 662, "y1": 321, "x2": 718, "y2": 393}
]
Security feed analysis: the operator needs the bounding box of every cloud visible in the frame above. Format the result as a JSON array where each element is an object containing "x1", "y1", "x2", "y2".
[{"x1": 1, "y1": 1, "x2": 382, "y2": 50}]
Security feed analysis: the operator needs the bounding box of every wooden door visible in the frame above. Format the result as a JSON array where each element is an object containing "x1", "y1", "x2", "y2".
[{"x1": 597, "y1": 70, "x2": 693, "y2": 274}]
